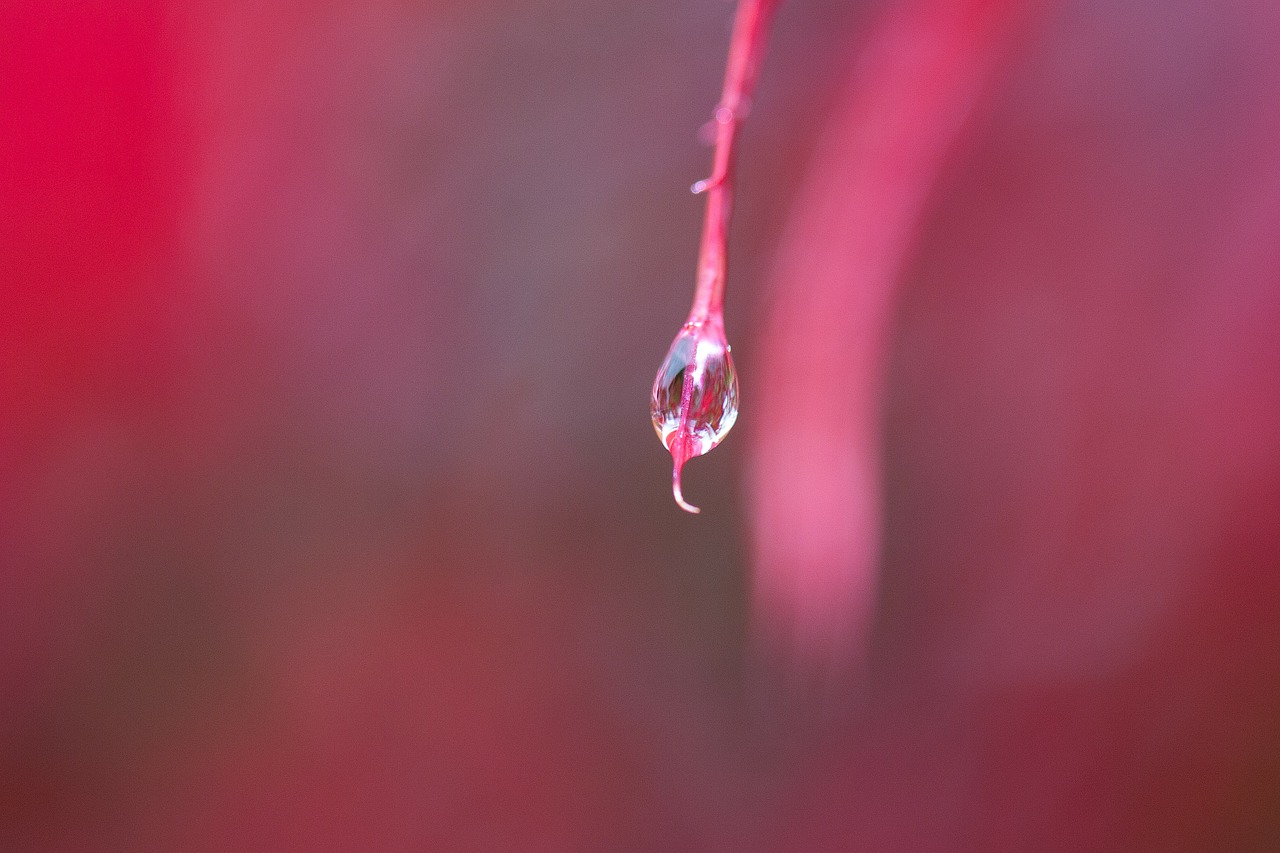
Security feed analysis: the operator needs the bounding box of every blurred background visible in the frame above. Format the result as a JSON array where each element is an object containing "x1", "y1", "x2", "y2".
[{"x1": 3, "y1": 0, "x2": 1280, "y2": 849}]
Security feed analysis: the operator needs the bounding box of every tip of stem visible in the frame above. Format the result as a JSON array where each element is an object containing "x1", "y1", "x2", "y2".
[
  {"x1": 670, "y1": 434, "x2": 701, "y2": 514},
  {"x1": 673, "y1": 468, "x2": 701, "y2": 514}
]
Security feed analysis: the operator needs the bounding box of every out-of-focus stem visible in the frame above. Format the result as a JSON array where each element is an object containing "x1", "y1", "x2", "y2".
[
  {"x1": 748, "y1": 0, "x2": 1034, "y2": 675},
  {"x1": 688, "y1": 0, "x2": 780, "y2": 325}
]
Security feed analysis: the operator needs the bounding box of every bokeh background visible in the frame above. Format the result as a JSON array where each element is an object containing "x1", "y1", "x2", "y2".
[{"x1": 4, "y1": 0, "x2": 1280, "y2": 849}]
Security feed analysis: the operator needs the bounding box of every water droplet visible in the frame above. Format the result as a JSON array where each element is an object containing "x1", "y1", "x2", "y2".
[{"x1": 651, "y1": 322, "x2": 739, "y2": 512}]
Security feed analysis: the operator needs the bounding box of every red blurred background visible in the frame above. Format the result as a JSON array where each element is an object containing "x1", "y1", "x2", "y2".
[{"x1": 3, "y1": 0, "x2": 1280, "y2": 849}]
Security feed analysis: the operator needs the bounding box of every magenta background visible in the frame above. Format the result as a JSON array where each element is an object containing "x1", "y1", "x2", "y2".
[{"x1": 3, "y1": 0, "x2": 1280, "y2": 849}]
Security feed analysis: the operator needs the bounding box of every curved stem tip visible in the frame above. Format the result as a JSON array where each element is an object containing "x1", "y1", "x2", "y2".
[{"x1": 671, "y1": 433, "x2": 701, "y2": 514}]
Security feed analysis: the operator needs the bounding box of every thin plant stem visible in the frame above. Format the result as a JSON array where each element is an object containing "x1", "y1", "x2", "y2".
[
  {"x1": 688, "y1": 0, "x2": 780, "y2": 325},
  {"x1": 654, "y1": 0, "x2": 778, "y2": 514}
]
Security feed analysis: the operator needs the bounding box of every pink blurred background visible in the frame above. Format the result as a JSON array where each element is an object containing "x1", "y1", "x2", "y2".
[{"x1": 4, "y1": 0, "x2": 1280, "y2": 849}]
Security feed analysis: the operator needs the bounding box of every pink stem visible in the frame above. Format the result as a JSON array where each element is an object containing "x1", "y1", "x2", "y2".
[
  {"x1": 671, "y1": 353, "x2": 703, "y2": 512},
  {"x1": 749, "y1": 0, "x2": 1033, "y2": 671},
  {"x1": 687, "y1": 0, "x2": 780, "y2": 325},
  {"x1": 667, "y1": 0, "x2": 778, "y2": 514}
]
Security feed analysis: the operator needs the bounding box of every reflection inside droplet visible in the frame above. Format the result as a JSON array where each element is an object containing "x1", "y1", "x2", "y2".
[{"x1": 651, "y1": 322, "x2": 739, "y2": 465}]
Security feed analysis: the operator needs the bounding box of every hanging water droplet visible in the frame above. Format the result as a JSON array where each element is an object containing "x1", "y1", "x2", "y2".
[
  {"x1": 651, "y1": 322, "x2": 740, "y2": 512},
  {"x1": 651, "y1": 325, "x2": 740, "y2": 453}
]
